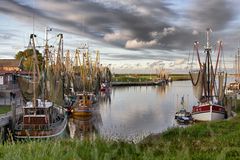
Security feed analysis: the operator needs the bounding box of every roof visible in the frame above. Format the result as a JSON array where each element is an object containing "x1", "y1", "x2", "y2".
[{"x1": 0, "y1": 59, "x2": 20, "y2": 67}]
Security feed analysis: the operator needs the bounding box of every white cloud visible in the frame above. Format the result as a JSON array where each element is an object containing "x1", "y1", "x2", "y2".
[
  {"x1": 163, "y1": 27, "x2": 176, "y2": 36},
  {"x1": 125, "y1": 39, "x2": 158, "y2": 49},
  {"x1": 192, "y1": 30, "x2": 199, "y2": 35},
  {"x1": 174, "y1": 59, "x2": 186, "y2": 65},
  {"x1": 151, "y1": 27, "x2": 176, "y2": 39},
  {"x1": 104, "y1": 31, "x2": 131, "y2": 42}
]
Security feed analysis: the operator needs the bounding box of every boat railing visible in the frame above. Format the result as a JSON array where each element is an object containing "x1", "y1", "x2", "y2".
[{"x1": 15, "y1": 115, "x2": 66, "y2": 131}]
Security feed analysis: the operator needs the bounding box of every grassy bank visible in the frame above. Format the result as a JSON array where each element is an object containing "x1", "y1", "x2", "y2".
[
  {"x1": 1, "y1": 100, "x2": 239, "y2": 159},
  {"x1": 113, "y1": 74, "x2": 156, "y2": 82},
  {"x1": 112, "y1": 74, "x2": 190, "y2": 82},
  {"x1": 0, "y1": 105, "x2": 11, "y2": 114},
  {"x1": 170, "y1": 74, "x2": 190, "y2": 81},
  {"x1": 0, "y1": 106, "x2": 240, "y2": 159}
]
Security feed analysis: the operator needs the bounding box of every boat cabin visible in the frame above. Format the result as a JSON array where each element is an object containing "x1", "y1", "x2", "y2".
[
  {"x1": 76, "y1": 93, "x2": 96, "y2": 106},
  {"x1": 23, "y1": 99, "x2": 53, "y2": 128}
]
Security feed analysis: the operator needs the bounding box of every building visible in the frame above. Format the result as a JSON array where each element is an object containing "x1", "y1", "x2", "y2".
[{"x1": 0, "y1": 59, "x2": 20, "y2": 85}]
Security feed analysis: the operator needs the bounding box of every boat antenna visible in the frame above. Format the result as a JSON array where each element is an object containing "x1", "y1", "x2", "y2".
[
  {"x1": 32, "y1": 0, "x2": 36, "y2": 34},
  {"x1": 205, "y1": 28, "x2": 212, "y2": 50}
]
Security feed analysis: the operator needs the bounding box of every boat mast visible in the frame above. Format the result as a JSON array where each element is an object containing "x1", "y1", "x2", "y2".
[
  {"x1": 42, "y1": 27, "x2": 51, "y2": 104},
  {"x1": 236, "y1": 48, "x2": 240, "y2": 82},
  {"x1": 31, "y1": 34, "x2": 38, "y2": 108},
  {"x1": 205, "y1": 28, "x2": 212, "y2": 100},
  {"x1": 57, "y1": 33, "x2": 64, "y2": 101}
]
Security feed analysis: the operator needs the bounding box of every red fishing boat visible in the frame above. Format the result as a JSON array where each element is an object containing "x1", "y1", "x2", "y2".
[{"x1": 189, "y1": 28, "x2": 227, "y2": 121}]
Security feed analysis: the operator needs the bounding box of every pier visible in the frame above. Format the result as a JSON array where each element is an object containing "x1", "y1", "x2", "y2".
[
  {"x1": 112, "y1": 80, "x2": 167, "y2": 87},
  {"x1": 0, "y1": 113, "x2": 11, "y2": 128}
]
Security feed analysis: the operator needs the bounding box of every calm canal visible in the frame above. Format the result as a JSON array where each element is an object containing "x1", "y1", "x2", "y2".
[{"x1": 68, "y1": 80, "x2": 196, "y2": 142}]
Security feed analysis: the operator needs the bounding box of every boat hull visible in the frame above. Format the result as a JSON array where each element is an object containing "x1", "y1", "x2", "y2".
[
  {"x1": 14, "y1": 114, "x2": 68, "y2": 139},
  {"x1": 72, "y1": 110, "x2": 92, "y2": 117},
  {"x1": 192, "y1": 104, "x2": 225, "y2": 121},
  {"x1": 71, "y1": 107, "x2": 92, "y2": 117}
]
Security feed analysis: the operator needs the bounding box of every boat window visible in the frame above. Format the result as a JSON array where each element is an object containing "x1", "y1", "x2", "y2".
[
  {"x1": 25, "y1": 109, "x2": 35, "y2": 115},
  {"x1": 36, "y1": 109, "x2": 45, "y2": 115}
]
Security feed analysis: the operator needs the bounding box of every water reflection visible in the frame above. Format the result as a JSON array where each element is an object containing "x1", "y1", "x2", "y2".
[
  {"x1": 67, "y1": 81, "x2": 196, "y2": 142},
  {"x1": 98, "y1": 81, "x2": 195, "y2": 142},
  {"x1": 68, "y1": 108, "x2": 102, "y2": 141},
  {"x1": 99, "y1": 91, "x2": 111, "y2": 104}
]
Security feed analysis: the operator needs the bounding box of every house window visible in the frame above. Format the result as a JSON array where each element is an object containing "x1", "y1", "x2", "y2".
[
  {"x1": 0, "y1": 76, "x2": 3, "y2": 85},
  {"x1": 8, "y1": 75, "x2": 12, "y2": 82}
]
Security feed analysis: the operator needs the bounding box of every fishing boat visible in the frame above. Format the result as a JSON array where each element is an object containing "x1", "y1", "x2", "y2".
[
  {"x1": 71, "y1": 92, "x2": 97, "y2": 117},
  {"x1": 189, "y1": 28, "x2": 227, "y2": 121},
  {"x1": 153, "y1": 67, "x2": 169, "y2": 85},
  {"x1": 175, "y1": 108, "x2": 193, "y2": 124},
  {"x1": 15, "y1": 33, "x2": 67, "y2": 139},
  {"x1": 70, "y1": 48, "x2": 100, "y2": 116},
  {"x1": 175, "y1": 96, "x2": 193, "y2": 124},
  {"x1": 226, "y1": 48, "x2": 240, "y2": 94},
  {"x1": 100, "y1": 66, "x2": 112, "y2": 92},
  {"x1": 15, "y1": 99, "x2": 67, "y2": 139}
]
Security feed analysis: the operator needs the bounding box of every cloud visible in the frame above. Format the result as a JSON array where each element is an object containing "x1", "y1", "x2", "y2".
[
  {"x1": 186, "y1": 0, "x2": 235, "y2": 31},
  {"x1": 0, "y1": 0, "x2": 238, "y2": 66},
  {"x1": 125, "y1": 39, "x2": 158, "y2": 49},
  {"x1": 192, "y1": 30, "x2": 199, "y2": 35},
  {"x1": 103, "y1": 30, "x2": 132, "y2": 42},
  {"x1": 174, "y1": 59, "x2": 186, "y2": 65}
]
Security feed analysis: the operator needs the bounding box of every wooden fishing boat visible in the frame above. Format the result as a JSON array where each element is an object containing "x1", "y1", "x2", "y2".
[
  {"x1": 100, "y1": 82, "x2": 111, "y2": 92},
  {"x1": 189, "y1": 28, "x2": 227, "y2": 121},
  {"x1": 14, "y1": 33, "x2": 67, "y2": 139},
  {"x1": 15, "y1": 99, "x2": 67, "y2": 139},
  {"x1": 71, "y1": 92, "x2": 97, "y2": 117}
]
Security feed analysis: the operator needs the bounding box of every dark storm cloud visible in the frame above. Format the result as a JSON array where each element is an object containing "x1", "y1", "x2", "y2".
[
  {"x1": 0, "y1": 0, "x2": 238, "y2": 61},
  {"x1": 101, "y1": 50, "x2": 187, "y2": 61},
  {"x1": 186, "y1": 0, "x2": 234, "y2": 31},
  {"x1": 0, "y1": 0, "x2": 174, "y2": 45}
]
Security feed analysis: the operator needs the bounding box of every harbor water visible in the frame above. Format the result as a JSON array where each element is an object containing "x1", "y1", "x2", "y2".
[{"x1": 68, "y1": 80, "x2": 196, "y2": 142}]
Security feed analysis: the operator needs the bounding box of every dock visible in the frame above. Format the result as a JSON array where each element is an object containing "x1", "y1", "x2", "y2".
[
  {"x1": 0, "y1": 113, "x2": 11, "y2": 128},
  {"x1": 112, "y1": 80, "x2": 167, "y2": 87},
  {"x1": 0, "y1": 105, "x2": 22, "y2": 128}
]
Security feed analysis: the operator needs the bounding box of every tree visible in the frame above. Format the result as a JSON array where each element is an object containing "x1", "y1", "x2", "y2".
[{"x1": 15, "y1": 49, "x2": 43, "y2": 71}]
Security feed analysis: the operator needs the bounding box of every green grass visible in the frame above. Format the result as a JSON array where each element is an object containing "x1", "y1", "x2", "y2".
[
  {"x1": 0, "y1": 100, "x2": 240, "y2": 159},
  {"x1": 113, "y1": 76, "x2": 154, "y2": 82},
  {"x1": 1, "y1": 116, "x2": 240, "y2": 160},
  {"x1": 112, "y1": 74, "x2": 190, "y2": 82},
  {"x1": 0, "y1": 105, "x2": 11, "y2": 114},
  {"x1": 169, "y1": 74, "x2": 190, "y2": 81}
]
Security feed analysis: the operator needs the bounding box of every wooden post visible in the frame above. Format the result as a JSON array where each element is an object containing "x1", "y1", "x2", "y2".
[{"x1": 11, "y1": 93, "x2": 16, "y2": 131}]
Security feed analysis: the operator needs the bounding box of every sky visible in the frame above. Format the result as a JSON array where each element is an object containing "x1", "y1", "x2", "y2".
[{"x1": 0, "y1": 0, "x2": 240, "y2": 73}]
